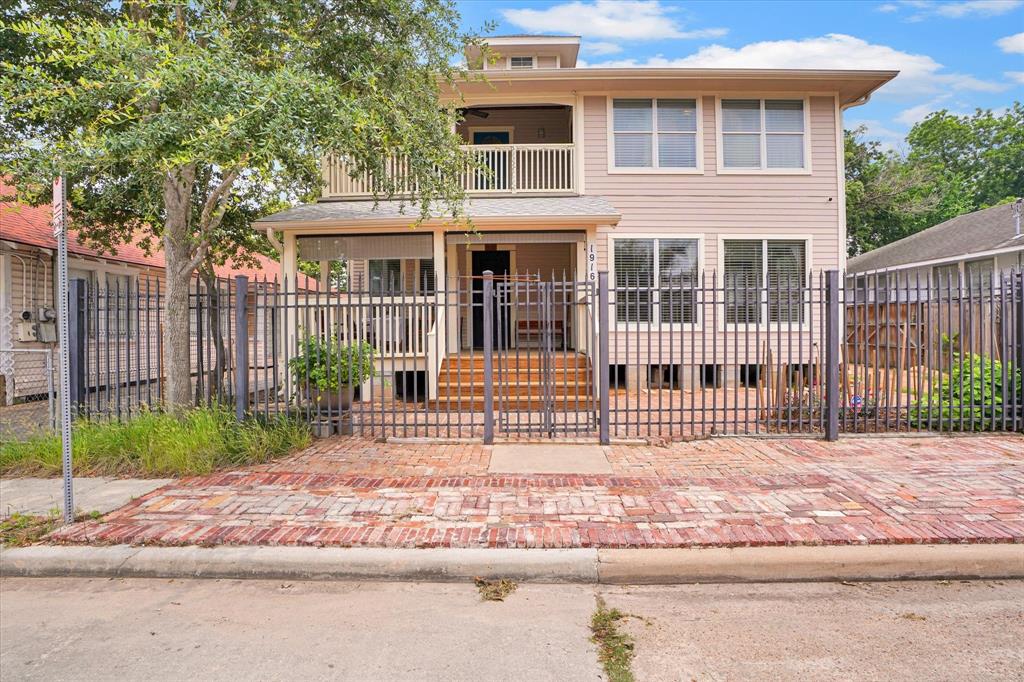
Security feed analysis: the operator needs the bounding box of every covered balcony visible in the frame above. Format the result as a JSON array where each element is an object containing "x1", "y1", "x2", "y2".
[{"x1": 322, "y1": 104, "x2": 578, "y2": 199}]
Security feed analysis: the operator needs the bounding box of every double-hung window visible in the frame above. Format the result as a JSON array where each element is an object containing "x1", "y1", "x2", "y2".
[
  {"x1": 509, "y1": 56, "x2": 534, "y2": 69},
  {"x1": 612, "y1": 98, "x2": 698, "y2": 170},
  {"x1": 721, "y1": 99, "x2": 806, "y2": 170},
  {"x1": 723, "y1": 239, "x2": 807, "y2": 324},
  {"x1": 614, "y1": 238, "x2": 699, "y2": 324}
]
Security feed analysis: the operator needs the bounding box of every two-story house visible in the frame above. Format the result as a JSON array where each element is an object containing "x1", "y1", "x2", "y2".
[{"x1": 255, "y1": 35, "x2": 896, "y2": 409}]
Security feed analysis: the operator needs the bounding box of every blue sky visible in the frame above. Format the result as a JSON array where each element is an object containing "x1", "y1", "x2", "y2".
[{"x1": 456, "y1": 0, "x2": 1024, "y2": 149}]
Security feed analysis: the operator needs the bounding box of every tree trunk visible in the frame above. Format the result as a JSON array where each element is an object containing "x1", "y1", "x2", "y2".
[
  {"x1": 162, "y1": 166, "x2": 197, "y2": 413},
  {"x1": 200, "y1": 266, "x2": 228, "y2": 402}
]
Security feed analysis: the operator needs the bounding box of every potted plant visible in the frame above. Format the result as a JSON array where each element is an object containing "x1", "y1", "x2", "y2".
[{"x1": 289, "y1": 335, "x2": 376, "y2": 411}]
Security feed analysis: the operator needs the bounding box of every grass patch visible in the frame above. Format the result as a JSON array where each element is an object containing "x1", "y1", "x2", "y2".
[
  {"x1": 0, "y1": 510, "x2": 62, "y2": 546},
  {"x1": 0, "y1": 407, "x2": 311, "y2": 478},
  {"x1": 474, "y1": 577, "x2": 518, "y2": 602},
  {"x1": 591, "y1": 596, "x2": 635, "y2": 682}
]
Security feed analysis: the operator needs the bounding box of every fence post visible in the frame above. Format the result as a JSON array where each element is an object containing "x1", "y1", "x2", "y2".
[
  {"x1": 234, "y1": 275, "x2": 249, "y2": 422},
  {"x1": 825, "y1": 270, "x2": 840, "y2": 441},
  {"x1": 1016, "y1": 270, "x2": 1024, "y2": 432},
  {"x1": 598, "y1": 271, "x2": 610, "y2": 445},
  {"x1": 482, "y1": 270, "x2": 495, "y2": 444},
  {"x1": 67, "y1": 278, "x2": 87, "y2": 415}
]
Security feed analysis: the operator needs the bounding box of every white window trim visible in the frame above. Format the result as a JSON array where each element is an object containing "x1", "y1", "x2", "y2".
[
  {"x1": 608, "y1": 233, "x2": 705, "y2": 331},
  {"x1": 606, "y1": 96, "x2": 704, "y2": 175},
  {"x1": 715, "y1": 96, "x2": 813, "y2": 175},
  {"x1": 716, "y1": 234, "x2": 813, "y2": 331},
  {"x1": 508, "y1": 55, "x2": 535, "y2": 70}
]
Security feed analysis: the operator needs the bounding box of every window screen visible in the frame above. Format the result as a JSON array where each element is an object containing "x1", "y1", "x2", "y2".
[
  {"x1": 614, "y1": 238, "x2": 698, "y2": 324},
  {"x1": 613, "y1": 99, "x2": 653, "y2": 168},
  {"x1": 614, "y1": 239, "x2": 654, "y2": 322},
  {"x1": 722, "y1": 99, "x2": 805, "y2": 170},
  {"x1": 723, "y1": 240, "x2": 763, "y2": 323},
  {"x1": 724, "y1": 239, "x2": 806, "y2": 324},
  {"x1": 613, "y1": 99, "x2": 698, "y2": 169}
]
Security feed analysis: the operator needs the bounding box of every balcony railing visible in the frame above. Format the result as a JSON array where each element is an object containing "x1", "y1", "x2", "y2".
[{"x1": 322, "y1": 143, "x2": 576, "y2": 199}]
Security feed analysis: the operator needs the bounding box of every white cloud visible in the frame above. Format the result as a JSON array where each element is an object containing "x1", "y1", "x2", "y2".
[
  {"x1": 583, "y1": 41, "x2": 623, "y2": 56},
  {"x1": 583, "y1": 34, "x2": 1006, "y2": 98},
  {"x1": 1006, "y1": 70, "x2": 1024, "y2": 83},
  {"x1": 500, "y1": 0, "x2": 727, "y2": 41},
  {"x1": 877, "y1": 3, "x2": 900, "y2": 11},
  {"x1": 931, "y1": 0, "x2": 1022, "y2": 17},
  {"x1": 996, "y1": 31, "x2": 1024, "y2": 53},
  {"x1": 887, "y1": 0, "x2": 1023, "y2": 19},
  {"x1": 894, "y1": 101, "x2": 943, "y2": 125}
]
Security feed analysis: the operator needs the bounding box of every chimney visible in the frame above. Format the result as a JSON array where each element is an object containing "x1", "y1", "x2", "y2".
[{"x1": 1014, "y1": 197, "x2": 1022, "y2": 238}]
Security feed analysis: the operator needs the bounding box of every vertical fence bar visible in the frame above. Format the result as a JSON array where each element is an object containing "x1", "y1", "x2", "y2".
[
  {"x1": 598, "y1": 271, "x2": 610, "y2": 445},
  {"x1": 825, "y1": 270, "x2": 840, "y2": 441},
  {"x1": 68, "y1": 278, "x2": 87, "y2": 416},
  {"x1": 482, "y1": 270, "x2": 495, "y2": 444},
  {"x1": 234, "y1": 275, "x2": 249, "y2": 421},
  {"x1": 1016, "y1": 270, "x2": 1024, "y2": 432}
]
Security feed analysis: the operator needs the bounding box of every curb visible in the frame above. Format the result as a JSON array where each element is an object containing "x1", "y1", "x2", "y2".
[
  {"x1": 2, "y1": 544, "x2": 1022, "y2": 584},
  {"x1": 0, "y1": 546, "x2": 599, "y2": 583}
]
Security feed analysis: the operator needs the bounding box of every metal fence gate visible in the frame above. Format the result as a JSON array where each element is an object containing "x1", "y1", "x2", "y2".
[{"x1": 492, "y1": 275, "x2": 598, "y2": 437}]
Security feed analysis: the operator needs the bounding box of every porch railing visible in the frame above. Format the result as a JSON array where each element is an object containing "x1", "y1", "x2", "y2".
[{"x1": 322, "y1": 143, "x2": 576, "y2": 199}]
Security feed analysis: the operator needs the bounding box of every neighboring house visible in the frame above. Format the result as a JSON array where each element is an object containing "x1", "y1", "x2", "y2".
[
  {"x1": 255, "y1": 35, "x2": 896, "y2": 400},
  {"x1": 847, "y1": 200, "x2": 1024, "y2": 298},
  {"x1": 0, "y1": 181, "x2": 306, "y2": 404}
]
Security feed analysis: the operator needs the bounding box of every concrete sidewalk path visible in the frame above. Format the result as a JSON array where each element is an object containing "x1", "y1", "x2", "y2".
[
  {"x1": 0, "y1": 477, "x2": 173, "y2": 517},
  {"x1": 3, "y1": 543, "x2": 1022, "y2": 584}
]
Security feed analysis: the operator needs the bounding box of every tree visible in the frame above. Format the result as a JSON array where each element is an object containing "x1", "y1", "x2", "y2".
[
  {"x1": 907, "y1": 104, "x2": 1024, "y2": 209},
  {"x1": 843, "y1": 102, "x2": 1024, "y2": 256},
  {"x1": 1, "y1": 0, "x2": 478, "y2": 411}
]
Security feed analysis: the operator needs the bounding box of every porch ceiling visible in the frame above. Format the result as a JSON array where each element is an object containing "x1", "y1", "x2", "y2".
[{"x1": 255, "y1": 195, "x2": 620, "y2": 229}]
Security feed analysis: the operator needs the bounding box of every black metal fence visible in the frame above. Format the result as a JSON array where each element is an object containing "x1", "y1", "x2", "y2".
[{"x1": 53, "y1": 268, "x2": 1023, "y2": 443}]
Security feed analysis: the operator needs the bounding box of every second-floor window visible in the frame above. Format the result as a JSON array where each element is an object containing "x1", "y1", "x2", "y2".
[
  {"x1": 509, "y1": 56, "x2": 534, "y2": 69},
  {"x1": 612, "y1": 98, "x2": 698, "y2": 170},
  {"x1": 721, "y1": 99, "x2": 807, "y2": 171}
]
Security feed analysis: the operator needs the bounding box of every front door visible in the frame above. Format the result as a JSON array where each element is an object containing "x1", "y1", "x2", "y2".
[
  {"x1": 471, "y1": 250, "x2": 511, "y2": 349},
  {"x1": 471, "y1": 130, "x2": 511, "y2": 191}
]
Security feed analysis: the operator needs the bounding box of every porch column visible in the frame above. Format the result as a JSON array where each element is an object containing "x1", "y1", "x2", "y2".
[{"x1": 428, "y1": 227, "x2": 446, "y2": 400}]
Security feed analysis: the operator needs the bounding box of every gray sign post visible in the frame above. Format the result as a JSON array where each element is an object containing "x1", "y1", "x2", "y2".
[{"x1": 53, "y1": 175, "x2": 75, "y2": 524}]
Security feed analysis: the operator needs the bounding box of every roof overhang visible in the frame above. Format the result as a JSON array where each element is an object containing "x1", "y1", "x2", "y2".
[
  {"x1": 465, "y1": 36, "x2": 581, "y2": 68},
  {"x1": 447, "y1": 68, "x2": 898, "y2": 107},
  {"x1": 256, "y1": 196, "x2": 621, "y2": 232}
]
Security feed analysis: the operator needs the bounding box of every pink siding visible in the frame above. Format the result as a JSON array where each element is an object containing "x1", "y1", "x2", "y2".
[{"x1": 584, "y1": 95, "x2": 842, "y2": 274}]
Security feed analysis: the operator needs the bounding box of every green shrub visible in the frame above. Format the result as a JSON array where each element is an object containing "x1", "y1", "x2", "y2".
[
  {"x1": 0, "y1": 407, "x2": 311, "y2": 477},
  {"x1": 288, "y1": 335, "x2": 376, "y2": 391},
  {"x1": 910, "y1": 353, "x2": 1022, "y2": 431}
]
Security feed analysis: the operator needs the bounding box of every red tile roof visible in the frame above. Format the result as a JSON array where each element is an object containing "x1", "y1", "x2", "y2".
[{"x1": 1, "y1": 180, "x2": 314, "y2": 287}]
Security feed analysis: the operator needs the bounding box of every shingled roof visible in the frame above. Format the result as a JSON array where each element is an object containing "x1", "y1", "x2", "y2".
[{"x1": 847, "y1": 201, "x2": 1024, "y2": 273}]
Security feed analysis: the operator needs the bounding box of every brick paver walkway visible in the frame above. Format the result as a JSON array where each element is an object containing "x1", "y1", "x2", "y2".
[{"x1": 51, "y1": 436, "x2": 1024, "y2": 549}]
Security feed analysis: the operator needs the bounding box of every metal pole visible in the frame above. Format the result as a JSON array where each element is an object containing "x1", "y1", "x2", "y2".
[
  {"x1": 53, "y1": 175, "x2": 74, "y2": 525},
  {"x1": 825, "y1": 269, "x2": 840, "y2": 441},
  {"x1": 598, "y1": 271, "x2": 610, "y2": 445},
  {"x1": 235, "y1": 275, "x2": 249, "y2": 422},
  {"x1": 482, "y1": 270, "x2": 495, "y2": 444}
]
